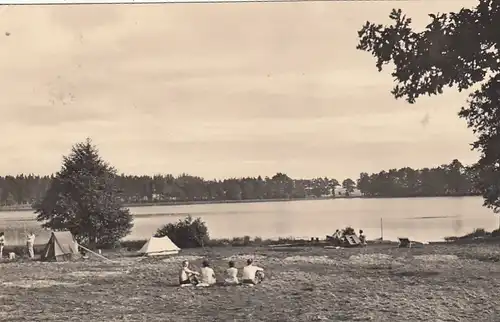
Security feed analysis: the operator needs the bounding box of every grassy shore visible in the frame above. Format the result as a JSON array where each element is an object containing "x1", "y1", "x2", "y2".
[
  {"x1": 0, "y1": 236, "x2": 338, "y2": 255},
  {"x1": 3, "y1": 222, "x2": 500, "y2": 252},
  {"x1": 1, "y1": 243, "x2": 500, "y2": 321}
]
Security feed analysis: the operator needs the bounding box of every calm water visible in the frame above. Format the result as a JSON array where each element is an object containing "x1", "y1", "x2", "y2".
[{"x1": 0, "y1": 197, "x2": 497, "y2": 245}]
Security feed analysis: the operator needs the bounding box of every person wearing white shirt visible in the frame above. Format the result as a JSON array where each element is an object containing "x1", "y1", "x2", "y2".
[
  {"x1": 197, "y1": 260, "x2": 216, "y2": 287},
  {"x1": 242, "y1": 259, "x2": 264, "y2": 285},
  {"x1": 224, "y1": 261, "x2": 239, "y2": 285},
  {"x1": 0, "y1": 232, "x2": 5, "y2": 259},
  {"x1": 179, "y1": 260, "x2": 199, "y2": 286},
  {"x1": 359, "y1": 229, "x2": 367, "y2": 246},
  {"x1": 26, "y1": 232, "x2": 35, "y2": 259}
]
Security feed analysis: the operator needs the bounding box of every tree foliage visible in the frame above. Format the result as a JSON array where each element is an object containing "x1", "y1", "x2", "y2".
[
  {"x1": 357, "y1": 1, "x2": 500, "y2": 212},
  {"x1": 357, "y1": 159, "x2": 479, "y2": 197},
  {"x1": 341, "y1": 226, "x2": 356, "y2": 238},
  {"x1": 0, "y1": 174, "x2": 339, "y2": 206},
  {"x1": 0, "y1": 158, "x2": 483, "y2": 208},
  {"x1": 155, "y1": 215, "x2": 209, "y2": 248},
  {"x1": 34, "y1": 139, "x2": 133, "y2": 246},
  {"x1": 342, "y1": 178, "x2": 356, "y2": 193}
]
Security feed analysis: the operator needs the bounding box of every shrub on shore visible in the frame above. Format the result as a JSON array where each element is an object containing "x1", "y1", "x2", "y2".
[
  {"x1": 105, "y1": 236, "x2": 308, "y2": 252},
  {"x1": 155, "y1": 215, "x2": 210, "y2": 248},
  {"x1": 341, "y1": 226, "x2": 355, "y2": 238},
  {"x1": 206, "y1": 236, "x2": 282, "y2": 247},
  {"x1": 444, "y1": 228, "x2": 500, "y2": 242}
]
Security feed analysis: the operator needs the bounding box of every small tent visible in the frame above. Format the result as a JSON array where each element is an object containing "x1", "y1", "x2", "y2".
[
  {"x1": 41, "y1": 231, "x2": 81, "y2": 262},
  {"x1": 138, "y1": 236, "x2": 180, "y2": 256}
]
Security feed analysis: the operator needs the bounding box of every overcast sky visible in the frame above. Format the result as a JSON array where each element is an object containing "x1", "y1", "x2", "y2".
[{"x1": 0, "y1": 1, "x2": 480, "y2": 180}]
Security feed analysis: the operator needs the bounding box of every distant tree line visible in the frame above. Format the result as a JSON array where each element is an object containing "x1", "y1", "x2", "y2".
[
  {"x1": 0, "y1": 173, "x2": 338, "y2": 206},
  {"x1": 357, "y1": 159, "x2": 480, "y2": 197},
  {"x1": 0, "y1": 159, "x2": 481, "y2": 207}
]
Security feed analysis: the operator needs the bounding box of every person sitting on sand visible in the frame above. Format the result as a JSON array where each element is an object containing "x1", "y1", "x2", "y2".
[
  {"x1": 0, "y1": 232, "x2": 5, "y2": 259},
  {"x1": 359, "y1": 230, "x2": 367, "y2": 245},
  {"x1": 224, "y1": 261, "x2": 239, "y2": 285},
  {"x1": 197, "y1": 260, "x2": 216, "y2": 287},
  {"x1": 179, "y1": 260, "x2": 199, "y2": 286},
  {"x1": 242, "y1": 259, "x2": 264, "y2": 285}
]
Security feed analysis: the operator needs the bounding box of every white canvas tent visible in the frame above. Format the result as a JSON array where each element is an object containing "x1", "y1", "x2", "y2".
[{"x1": 138, "y1": 236, "x2": 180, "y2": 256}]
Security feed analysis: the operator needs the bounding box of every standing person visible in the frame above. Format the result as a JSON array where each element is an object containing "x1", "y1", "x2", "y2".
[
  {"x1": 0, "y1": 232, "x2": 5, "y2": 259},
  {"x1": 242, "y1": 259, "x2": 264, "y2": 285},
  {"x1": 26, "y1": 232, "x2": 35, "y2": 259},
  {"x1": 224, "y1": 261, "x2": 239, "y2": 285},
  {"x1": 198, "y1": 260, "x2": 216, "y2": 287},
  {"x1": 359, "y1": 230, "x2": 367, "y2": 246},
  {"x1": 179, "y1": 260, "x2": 199, "y2": 286}
]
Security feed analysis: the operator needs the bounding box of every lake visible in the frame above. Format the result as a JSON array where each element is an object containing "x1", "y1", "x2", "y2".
[{"x1": 0, "y1": 196, "x2": 497, "y2": 245}]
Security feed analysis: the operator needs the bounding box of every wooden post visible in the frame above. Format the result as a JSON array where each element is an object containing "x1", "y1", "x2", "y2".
[
  {"x1": 380, "y1": 218, "x2": 384, "y2": 241},
  {"x1": 23, "y1": 223, "x2": 27, "y2": 252}
]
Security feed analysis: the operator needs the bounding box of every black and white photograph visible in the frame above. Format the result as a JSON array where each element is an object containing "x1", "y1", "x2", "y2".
[{"x1": 0, "y1": 0, "x2": 499, "y2": 320}]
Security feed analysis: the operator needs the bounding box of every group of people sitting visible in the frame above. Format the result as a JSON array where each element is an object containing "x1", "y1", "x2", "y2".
[
  {"x1": 179, "y1": 258, "x2": 265, "y2": 287},
  {"x1": 329, "y1": 229, "x2": 367, "y2": 245}
]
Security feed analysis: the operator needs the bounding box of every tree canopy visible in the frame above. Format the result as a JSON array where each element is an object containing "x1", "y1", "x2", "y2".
[
  {"x1": 357, "y1": 1, "x2": 500, "y2": 212},
  {"x1": 357, "y1": 159, "x2": 479, "y2": 197},
  {"x1": 342, "y1": 178, "x2": 356, "y2": 193},
  {"x1": 0, "y1": 174, "x2": 339, "y2": 206},
  {"x1": 0, "y1": 158, "x2": 480, "y2": 208},
  {"x1": 34, "y1": 139, "x2": 133, "y2": 246}
]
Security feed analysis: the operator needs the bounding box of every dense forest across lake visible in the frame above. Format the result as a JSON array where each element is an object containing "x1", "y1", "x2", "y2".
[{"x1": 0, "y1": 159, "x2": 480, "y2": 208}]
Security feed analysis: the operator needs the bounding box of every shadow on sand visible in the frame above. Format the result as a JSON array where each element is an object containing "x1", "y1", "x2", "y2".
[{"x1": 166, "y1": 281, "x2": 260, "y2": 288}]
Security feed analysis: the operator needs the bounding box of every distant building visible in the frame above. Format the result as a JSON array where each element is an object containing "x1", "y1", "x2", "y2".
[{"x1": 333, "y1": 187, "x2": 362, "y2": 197}]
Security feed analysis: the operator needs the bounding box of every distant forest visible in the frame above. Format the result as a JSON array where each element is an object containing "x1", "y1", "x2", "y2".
[{"x1": 0, "y1": 159, "x2": 480, "y2": 207}]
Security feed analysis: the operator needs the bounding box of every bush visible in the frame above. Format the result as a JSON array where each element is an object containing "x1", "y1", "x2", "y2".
[
  {"x1": 341, "y1": 226, "x2": 355, "y2": 238},
  {"x1": 459, "y1": 228, "x2": 491, "y2": 240},
  {"x1": 207, "y1": 238, "x2": 231, "y2": 247},
  {"x1": 444, "y1": 236, "x2": 458, "y2": 242},
  {"x1": 231, "y1": 237, "x2": 244, "y2": 246},
  {"x1": 155, "y1": 215, "x2": 209, "y2": 248},
  {"x1": 118, "y1": 239, "x2": 146, "y2": 251},
  {"x1": 243, "y1": 235, "x2": 251, "y2": 246},
  {"x1": 227, "y1": 236, "x2": 252, "y2": 247}
]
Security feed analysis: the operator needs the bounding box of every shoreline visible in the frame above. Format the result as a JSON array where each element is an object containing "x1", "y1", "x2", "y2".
[
  {"x1": 0, "y1": 194, "x2": 483, "y2": 213},
  {"x1": 4, "y1": 234, "x2": 500, "y2": 249},
  {"x1": 0, "y1": 197, "x2": 326, "y2": 212}
]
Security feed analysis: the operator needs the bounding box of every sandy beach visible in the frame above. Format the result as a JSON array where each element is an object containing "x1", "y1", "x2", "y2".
[{"x1": 1, "y1": 243, "x2": 499, "y2": 321}]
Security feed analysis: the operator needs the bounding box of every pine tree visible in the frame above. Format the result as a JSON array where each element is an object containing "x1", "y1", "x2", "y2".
[{"x1": 34, "y1": 138, "x2": 133, "y2": 247}]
